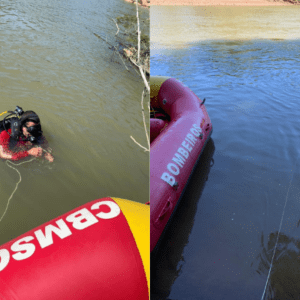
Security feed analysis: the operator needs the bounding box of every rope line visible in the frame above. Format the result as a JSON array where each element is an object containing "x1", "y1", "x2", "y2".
[
  {"x1": 0, "y1": 158, "x2": 36, "y2": 223},
  {"x1": 261, "y1": 156, "x2": 299, "y2": 300}
]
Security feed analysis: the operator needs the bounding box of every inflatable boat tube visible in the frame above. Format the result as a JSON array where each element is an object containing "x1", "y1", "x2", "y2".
[
  {"x1": 150, "y1": 77, "x2": 213, "y2": 252},
  {"x1": 0, "y1": 197, "x2": 149, "y2": 300}
]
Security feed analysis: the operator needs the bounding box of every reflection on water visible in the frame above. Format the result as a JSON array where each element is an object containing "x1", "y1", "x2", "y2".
[
  {"x1": 151, "y1": 7, "x2": 300, "y2": 299},
  {"x1": 151, "y1": 6, "x2": 300, "y2": 51},
  {"x1": 151, "y1": 138, "x2": 215, "y2": 300},
  {"x1": 0, "y1": 0, "x2": 149, "y2": 245}
]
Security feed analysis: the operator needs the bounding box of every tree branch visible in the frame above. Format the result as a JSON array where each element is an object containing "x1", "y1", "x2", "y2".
[
  {"x1": 141, "y1": 88, "x2": 150, "y2": 149},
  {"x1": 111, "y1": 18, "x2": 120, "y2": 36},
  {"x1": 136, "y1": 0, "x2": 141, "y2": 64},
  {"x1": 130, "y1": 136, "x2": 149, "y2": 152}
]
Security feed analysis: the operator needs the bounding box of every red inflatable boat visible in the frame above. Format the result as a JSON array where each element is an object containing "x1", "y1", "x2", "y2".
[
  {"x1": 0, "y1": 197, "x2": 149, "y2": 300},
  {"x1": 150, "y1": 77, "x2": 213, "y2": 252}
]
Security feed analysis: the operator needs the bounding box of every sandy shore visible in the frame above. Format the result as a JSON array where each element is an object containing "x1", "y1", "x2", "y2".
[{"x1": 151, "y1": 0, "x2": 292, "y2": 5}]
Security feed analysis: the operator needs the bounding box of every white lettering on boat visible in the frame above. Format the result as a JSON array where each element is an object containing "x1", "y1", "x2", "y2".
[
  {"x1": 35, "y1": 219, "x2": 72, "y2": 249},
  {"x1": 0, "y1": 200, "x2": 121, "y2": 272},
  {"x1": 161, "y1": 124, "x2": 203, "y2": 187},
  {"x1": 0, "y1": 249, "x2": 10, "y2": 271},
  {"x1": 66, "y1": 208, "x2": 98, "y2": 230},
  {"x1": 11, "y1": 237, "x2": 35, "y2": 261},
  {"x1": 91, "y1": 200, "x2": 121, "y2": 220}
]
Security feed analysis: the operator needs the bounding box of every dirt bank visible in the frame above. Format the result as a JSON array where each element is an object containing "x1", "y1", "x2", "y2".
[{"x1": 151, "y1": 0, "x2": 292, "y2": 5}]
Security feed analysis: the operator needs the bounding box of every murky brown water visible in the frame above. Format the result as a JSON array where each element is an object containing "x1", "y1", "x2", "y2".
[{"x1": 0, "y1": 0, "x2": 149, "y2": 245}]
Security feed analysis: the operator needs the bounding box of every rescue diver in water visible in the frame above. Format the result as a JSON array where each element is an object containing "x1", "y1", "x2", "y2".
[{"x1": 0, "y1": 106, "x2": 54, "y2": 162}]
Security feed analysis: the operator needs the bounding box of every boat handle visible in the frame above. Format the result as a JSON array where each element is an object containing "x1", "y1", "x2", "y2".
[{"x1": 158, "y1": 200, "x2": 173, "y2": 221}]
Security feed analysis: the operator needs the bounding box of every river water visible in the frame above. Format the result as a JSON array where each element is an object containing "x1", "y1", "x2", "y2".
[
  {"x1": 0, "y1": 0, "x2": 149, "y2": 245},
  {"x1": 151, "y1": 6, "x2": 300, "y2": 300}
]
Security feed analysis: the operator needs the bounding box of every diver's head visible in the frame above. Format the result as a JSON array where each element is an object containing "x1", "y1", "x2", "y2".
[
  {"x1": 20, "y1": 111, "x2": 43, "y2": 143},
  {"x1": 22, "y1": 121, "x2": 38, "y2": 136}
]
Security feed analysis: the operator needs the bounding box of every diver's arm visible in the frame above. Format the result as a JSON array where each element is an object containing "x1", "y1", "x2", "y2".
[
  {"x1": 39, "y1": 136, "x2": 54, "y2": 162},
  {"x1": 0, "y1": 145, "x2": 13, "y2": 160},
  {"x1": 0, "y1": 145, "x2": 29, "y2": 161},
  {"x1": 0, "y1": 131, "x2": 30, "y2": 161},
  {"x1": 44, "y1": 152, "x2": 54, "y2": 162},
  {"x1": 0, "y1": 145, "x2": 30, "y2": 161}
]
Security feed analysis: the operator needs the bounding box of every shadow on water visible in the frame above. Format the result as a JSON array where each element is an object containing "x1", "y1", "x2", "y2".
[
  {"x1": 151, "y1": 138, "x2": 215, "y2": 300},
  {"x1": 256, "y1": 231, "x2": 300, "y2": 300}
]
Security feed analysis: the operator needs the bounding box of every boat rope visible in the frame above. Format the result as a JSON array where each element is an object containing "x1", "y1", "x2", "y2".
[
  {"x1": 260, "y1": 155, "x2": 299, "y2": 300},
  {"x1": 0, "y1": 158, "x2": 36, "y2": 223}
]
